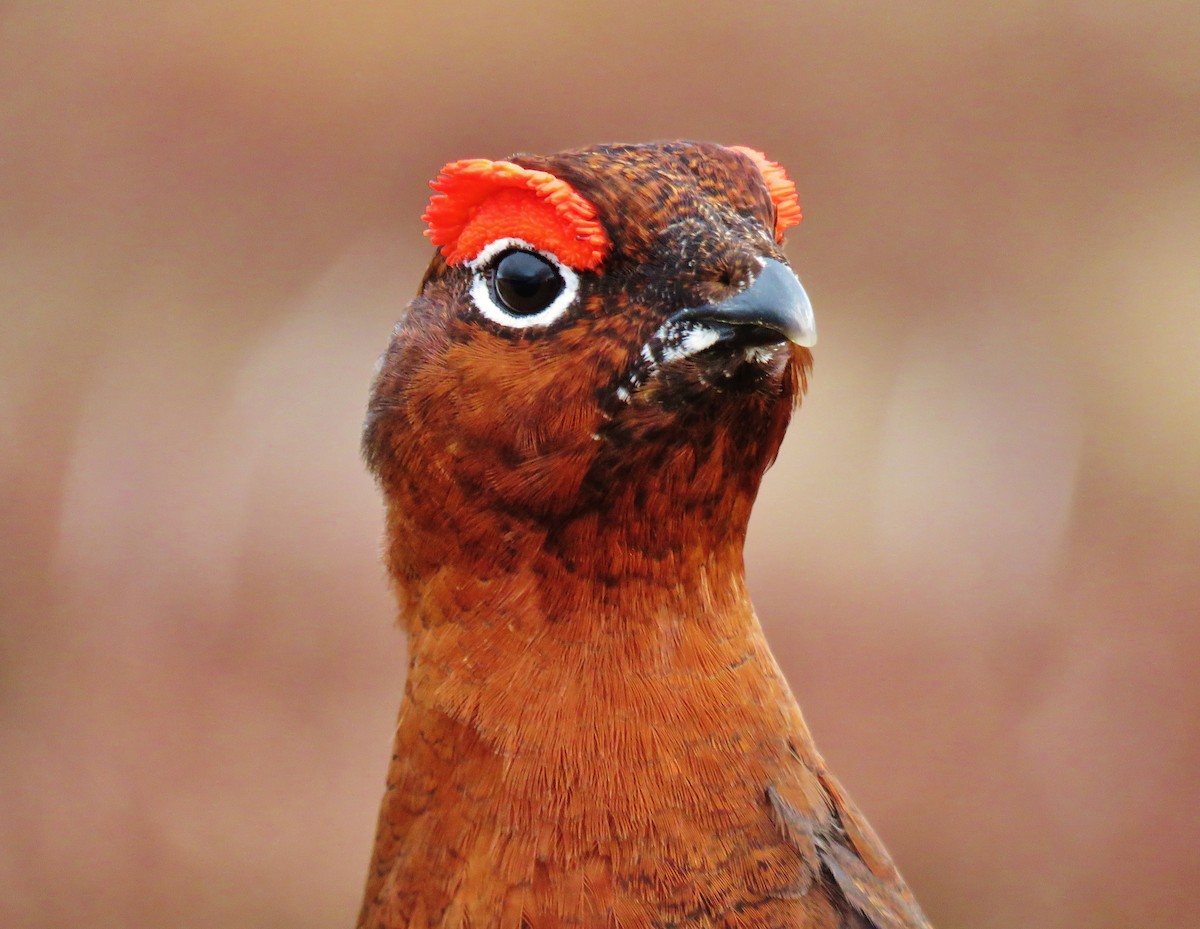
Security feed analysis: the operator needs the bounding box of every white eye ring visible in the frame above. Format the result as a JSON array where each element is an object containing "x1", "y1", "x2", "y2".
[{"x1": 466, "y1": 237, "x2": 580, "y2": 329}]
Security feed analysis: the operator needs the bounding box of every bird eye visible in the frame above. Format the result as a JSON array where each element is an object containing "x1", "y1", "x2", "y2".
[
  {"x1": 490, "y1": 250, "x2": 563, "y2": 316},
  {"x1": 467, "y1": 238, "x2": 580, "y2": 329}
]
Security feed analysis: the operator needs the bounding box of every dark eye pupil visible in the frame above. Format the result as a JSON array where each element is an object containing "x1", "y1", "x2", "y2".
[{"x1": 491, "y1": 250, "x2": 564, "y2": 316}]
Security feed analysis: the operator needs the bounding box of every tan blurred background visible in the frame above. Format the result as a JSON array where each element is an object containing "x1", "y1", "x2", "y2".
[{"x1": 2, "y1": 2, "x2": 1198, "y2": 927}]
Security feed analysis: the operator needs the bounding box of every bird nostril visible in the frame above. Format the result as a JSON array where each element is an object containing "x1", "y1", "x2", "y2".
[{"x1": 699, "y1": 253, "x2": 758, "y2": 293}]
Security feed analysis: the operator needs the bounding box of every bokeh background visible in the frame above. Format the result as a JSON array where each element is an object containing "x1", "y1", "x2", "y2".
[{"x1": 3, "y1": 3, "x2": 1198, "y2": 927}]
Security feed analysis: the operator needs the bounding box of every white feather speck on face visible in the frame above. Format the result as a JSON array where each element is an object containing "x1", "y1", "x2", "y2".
[
  {"x1": 661, "y1": 325, "x2": 721, "y2": 363},
  {"x1": 616, "y1": 321, "x2": 730, "y2": 403},
  {"x1": 743, "y1": 344, "x2": 776, "y2": 364}
]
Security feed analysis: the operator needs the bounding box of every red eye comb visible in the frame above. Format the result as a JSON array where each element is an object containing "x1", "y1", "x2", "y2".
[
  {"x1": 422, "y1": 159, "x2": 611, "y2": 270},
  {"x1": 728, "y1": 146, "x2": 803, "y2": 242}
]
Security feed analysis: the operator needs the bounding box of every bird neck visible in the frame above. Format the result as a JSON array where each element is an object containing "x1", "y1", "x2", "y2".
[
  {"x1": 365, "y1": 499, "x2": 811, "y2": 928},
  {"x1": 390, "y1": 516, "x2": 791, "y2": 788},
  {"x1": 385, "y1": 484, "x2": 758, "y2": 644},
  {"x1": 363, "y1": 511, "x2": 811, "y2": 929},
  {"x1": 378, "y1": 444, "x2": 779, "y2": 764}
]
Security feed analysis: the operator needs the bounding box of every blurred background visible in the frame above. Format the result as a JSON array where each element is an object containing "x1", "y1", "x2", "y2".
[{"x1": 2, "y1": 3, "x2": 1198, "y2": 927}]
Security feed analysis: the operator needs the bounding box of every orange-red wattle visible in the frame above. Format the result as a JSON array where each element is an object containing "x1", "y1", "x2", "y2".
[
  {"x1": 423, "y1": 158, "x2": 610, "y2": 270},
  {"x1": 728, "y1": 146, "x2": 803, "y2": 242},
  {"x1": 453, "y1": 189, "x2": 597, "y2": 269}
]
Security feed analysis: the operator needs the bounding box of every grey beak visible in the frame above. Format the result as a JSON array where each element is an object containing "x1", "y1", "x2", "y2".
[{"x1": 674, "y1": 259, "x2": 816, "y2": 348}]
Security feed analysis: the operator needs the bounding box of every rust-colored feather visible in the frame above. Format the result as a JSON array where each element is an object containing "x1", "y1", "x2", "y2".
[{"x1": 359, "y1": 141, "x2": 930, "y2": 929}]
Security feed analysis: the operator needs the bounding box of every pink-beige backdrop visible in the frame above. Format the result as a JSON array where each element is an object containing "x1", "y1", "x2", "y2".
[{"x1": 3, "y1": 4, "x2": 1198, "y2": 928}]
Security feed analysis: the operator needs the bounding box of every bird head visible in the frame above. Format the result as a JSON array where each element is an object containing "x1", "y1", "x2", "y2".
[{"x1": 365, "y1": 141, "x2": 814, "y2": 603}]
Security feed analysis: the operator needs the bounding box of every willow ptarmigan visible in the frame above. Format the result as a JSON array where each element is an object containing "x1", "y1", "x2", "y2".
[{"x1": 359, "y1": 141, "x2": 931, "y2": 929}]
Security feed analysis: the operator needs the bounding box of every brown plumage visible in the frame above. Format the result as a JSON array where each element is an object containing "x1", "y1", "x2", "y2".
[{"x1": 359, "y1": 141, "x2": 931, "y2": 929}]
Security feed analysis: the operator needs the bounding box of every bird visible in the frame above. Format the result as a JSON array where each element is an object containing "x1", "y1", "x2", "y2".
[{"x1": 359, "y1": 141, "x2": 931, "y2": 929}]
